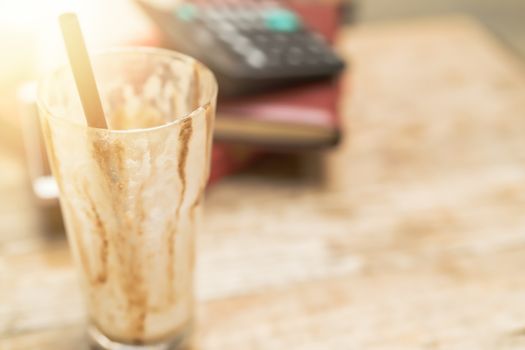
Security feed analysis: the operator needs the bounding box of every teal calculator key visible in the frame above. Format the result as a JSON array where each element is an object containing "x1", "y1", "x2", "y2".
[
  {"x1": 175, "y1": 3, "x2": 197, "y2": 21},
  {"x1": 263, "y1": 8, "x2": 300, "y2": 32}
]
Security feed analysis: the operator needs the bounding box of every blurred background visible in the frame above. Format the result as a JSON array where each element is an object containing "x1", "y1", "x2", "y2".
[{"x1": 361, "y1": 0, "x2": 525, "y2": 55}]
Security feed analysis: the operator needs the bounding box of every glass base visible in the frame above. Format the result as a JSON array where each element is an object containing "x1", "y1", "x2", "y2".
[{"x1": 89, "y1": 324, "x2": 192, "y2": 350}]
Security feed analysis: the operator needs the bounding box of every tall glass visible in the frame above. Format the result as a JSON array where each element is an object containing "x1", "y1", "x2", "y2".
[{"x1": 37, "y1": 48, "x2": 217, "y2": 349}]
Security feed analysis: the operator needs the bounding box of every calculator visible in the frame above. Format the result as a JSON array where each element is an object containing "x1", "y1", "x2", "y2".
[{"x1": 135, "y1": 0, "x2": 345, "y2": 96}]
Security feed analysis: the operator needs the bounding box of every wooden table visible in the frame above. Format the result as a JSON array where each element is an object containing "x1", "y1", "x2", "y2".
[{"x1": 3, "y1": 15, "x2": 525, "y2": 349}]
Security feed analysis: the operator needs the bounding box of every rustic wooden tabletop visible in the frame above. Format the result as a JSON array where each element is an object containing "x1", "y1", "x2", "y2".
[{"x1": 3, "y1": 15, "x2": 525, "y2": 349}]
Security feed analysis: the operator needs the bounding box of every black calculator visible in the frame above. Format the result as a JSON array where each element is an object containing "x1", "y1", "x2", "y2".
[{"x1": 135, "y1": 0, "x2": 345, "y2": 97}]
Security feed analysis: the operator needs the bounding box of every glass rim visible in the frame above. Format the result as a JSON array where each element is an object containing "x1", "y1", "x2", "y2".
[{"x1": 36, "y1": 46, "x2": 218, "y2": 134}]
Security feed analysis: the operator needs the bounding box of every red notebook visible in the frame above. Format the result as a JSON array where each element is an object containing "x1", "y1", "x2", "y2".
[
  {"x1": 214, "y1": 2, "x2": 344, "y2": 148},
  {"x1": 208, "y1": 142, "x2": 262, "y2": 184}
]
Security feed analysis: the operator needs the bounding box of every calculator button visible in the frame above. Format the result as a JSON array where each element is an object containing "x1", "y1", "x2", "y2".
[
  {"x1": 216, "y1": 21, "x2": 236, "y2": 32},
  {"x1": 231, "y1": 36, "x2": 253, "y2": 53},
  {"x1": 286, "y1": 47, "x2": 303, "y2": 65},
  {"x1": 254, "y1": 34, "x2": 269, "y2": 44},
  {"x1": 175, "y1": 3, "x2": 198, "y2": 21},
  {"x1": 246, "y1": 50, "x2": 267, "y2": 68},
  {"x1": 263, "y1": 8, "x2": 300, "y2": 32}
]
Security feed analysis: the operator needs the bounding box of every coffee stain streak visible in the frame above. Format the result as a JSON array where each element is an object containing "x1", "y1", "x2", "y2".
[
  {"x1": 178, "y1": 117, "x2": 193, "y2": 200},
  {"x1": 119, "y1": 181, "x2": 147, "y2": 340},
  {"x1": 119, "y1": 227, "x2": 147, "y2": 344},
  {"x1": 82, "y1": 181, "x2": 109, "y2": 284},
  {"x1": 188, "y1": 103, "x2": 214, "y2": 272},
  {"x1": 91, "y1": 136, "x2": 148, "y2": 340},
  {"x1": 91, "y1": 138, "x2": 127, "y2": 194},
  {"x1": 164, "y1": 218, "x2": 177, "y2": 304},
  {"x1": 189, "y1": 193, "x2": 202, "y2": 224},
  {"x1": 125, "y1": 169, "x2": 148, "y2": 340},
  {"x1": 91, "y1": 137, "x2": 127, "y2": 270},
  {"x1": 166, "y1": 118, "x2": 193, "y2": 302},
  {"x1": 128, "y1": 246, "x2": 147, "y2": 344},
  {"x1": 187, "y1": 62, "x2": 200, "y2": 111}
]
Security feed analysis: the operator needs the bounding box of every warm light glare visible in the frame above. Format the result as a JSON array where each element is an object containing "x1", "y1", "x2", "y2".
[
  {"x1": 0, "y1": 0, "x2": 82, "y2": 80},
  {"x1": 0, "y1": 0, "x2": 157, "y2": 81},
  {"x1": 0, "y1": 0, "x2": 78, "y2": 29}
]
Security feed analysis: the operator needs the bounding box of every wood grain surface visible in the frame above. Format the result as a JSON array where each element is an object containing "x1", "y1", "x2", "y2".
[{"x1": 3, "y1": 15, "x2": 525, "y2": 349}]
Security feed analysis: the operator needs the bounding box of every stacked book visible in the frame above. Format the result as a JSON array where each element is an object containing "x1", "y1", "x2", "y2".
[{"x1": 209, "y1": 1, "x2": 346, "y2": 183}]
